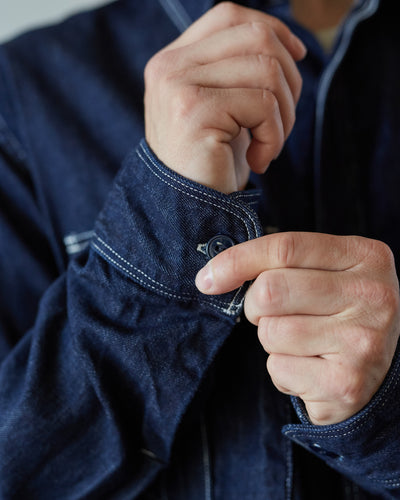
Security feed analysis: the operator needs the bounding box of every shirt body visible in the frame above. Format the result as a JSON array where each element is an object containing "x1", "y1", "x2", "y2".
[{"x1": 0, "y1": 0, "x2": 399, "y2": 499}]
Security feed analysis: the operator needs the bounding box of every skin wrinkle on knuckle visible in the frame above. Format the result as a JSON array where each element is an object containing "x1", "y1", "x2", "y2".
[
  {"x1": 274, "y1": 232, "x2": 297, "y2": 267},
  {"x1": 144, "y1": 51, "x2": 173, "y2": 84},
  {"x1": 356, "y1": 277, "x2": 397, "y2": 320},
  {"x1": 250, "y1": 21, "x2": 277, "y2": 48},
  {"x1": 259, "y1": 315, "x2": 289, "y2": 353},
  {"x1": 258, "y1": 92, "x2": 285, "y2": 157},
  {"x1": 320, "y1": 361, "x2": 366, "y2": 413},
  {"x1": 338, "y1": 369, "x2": 367, "y2": 410},
  {"x1": 257, "y1": 271, "x2": 283, "y2": 312},
  {"x1": 256, "y1": 53, "x2": 279, "y2": 82},
  {"x1": 170, "y1": 85, "x2": 205, "y2": 124},
  {"x1": 257, "y1": 316, "x2": 271, "y2": 349},
  {"x1": 267, "y1": 356, "x2": 297, "y2": 396}
]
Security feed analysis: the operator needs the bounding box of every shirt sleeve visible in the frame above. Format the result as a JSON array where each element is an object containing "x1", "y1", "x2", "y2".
[
  {"x1": 284, "y1": 341, "x2": 400, "y2": 498},
  {"x1": 0, "y1": 114, "x2": 263, "y2": 497}
]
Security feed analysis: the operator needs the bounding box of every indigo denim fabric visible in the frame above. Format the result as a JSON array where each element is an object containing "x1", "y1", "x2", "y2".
[{"x1": 0, "y1": 0, "x2": 400, "y2": 498}]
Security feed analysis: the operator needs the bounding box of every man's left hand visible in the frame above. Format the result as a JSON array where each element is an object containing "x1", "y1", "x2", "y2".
[{"x1": 196, "y1": 232, "x2": 400, "y2": 425}]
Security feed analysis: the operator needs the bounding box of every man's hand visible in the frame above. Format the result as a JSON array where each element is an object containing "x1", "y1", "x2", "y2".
[
  {"x1": 196, "y1": 232, "x2": 400, "y2": 425},
  {"x1": 144, "y1": 2, "x2": 306, "y2": 193}
]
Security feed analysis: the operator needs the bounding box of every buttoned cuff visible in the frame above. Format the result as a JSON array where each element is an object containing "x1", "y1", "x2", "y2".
[
  {"x1": 92, "y1": 139, "x2": 263, "y2": 317},
  {"x1": 283, "y1": 340, "x2": 400, "y2": 493}
]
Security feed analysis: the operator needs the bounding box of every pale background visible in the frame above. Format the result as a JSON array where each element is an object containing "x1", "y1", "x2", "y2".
[{"x1": 0, "y1": 0, "x2": 114, "y2": 43}]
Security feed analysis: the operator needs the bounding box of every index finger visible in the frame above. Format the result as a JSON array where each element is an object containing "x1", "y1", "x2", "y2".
[
  {"x1": 164, "y1": 2, "x2": 306, "y2": 61},
  {"x1": 195, "y1": 232, "x2": 366, "y2": 295}
]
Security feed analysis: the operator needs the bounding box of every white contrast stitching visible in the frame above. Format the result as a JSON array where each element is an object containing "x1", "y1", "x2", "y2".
[
  {"x1": 137, "y1": 143, "x2": 262, "y2": 240},
  {"x1": 284, "y1": 348, "x2": 400, "y2": 485},
  {"x1": 138, "y1": 142, "x2": 259, "y2": 237},
  {"x1": 95, "y1": 235, "x2": 190, "y2": 295},
  {"x1": 227, "y1": 286, "x2": 244, "y2": 315},
  {"x1": 287, "y1": 354, "x2": 400, "y2": 439},
  {"x1": 92, "y1": 240, "x2": 242, "y2": 315},
  {"x1": 95, "y1": 235, "x2": 239, "y2": 309},
  {"x1": 93, "y1": 241, "x2": 185, "y2": 299},
  {"x1": 138, "y1": 147, "x2": 256, "y2": 238},
  {"x1": 91, "y1": 141, "x2": 263, "y2": 316}
]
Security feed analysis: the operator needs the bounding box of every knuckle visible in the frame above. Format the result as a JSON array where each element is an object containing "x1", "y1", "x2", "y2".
[
  {"x1": 257, "y1": 54, "x2": 280, "y2": 78},
  {"x1": 361, "y1": 279, "x2": 399, "y2": 315},
  {"x1": 354, "y1": 236, "x2": 395, "y2": 269},
  {"x1": 257, "y1": 316, "x2": 270, "y2": 349},
  {"x1": 265, "y1": 15, "x2": 290, "y2": 39},
  {"x1": 214, "y1": 1, "x2": 241, "y2": 23},
  {"x1": 170, "y1": 85, "x2": 202, "y2": 121},
  {"x1": 349, "y1": 326, "x2": 384, "y2": 366},
  {"x1": 371, "y1": 238, "x2": 394, "y2": 260},
  {"x1": 250, "y1": 21, "x2": 276, "y2": 46},
  {"x1": 339, "y1": 370, "x2": 366, "y2": 408},
  {"x1": 255, "y1": 271, "x2": 284, "y2": 311},
  {"x1": 266, "y1": 354, "x2": 279, "y2": 378},
  {"x1": 258, "y1": 316, "x2": 279, "y2": 351},
  {"x1": 274, "y1": 232, "x2": 297, "y2": 267},
  {"x1": 144, "y1": 52, "x2": 166, "y2": 84},
  {"x1": 379, "y1": 282, "x2": 400, "y2": 314},
  {"x1": 327, "y1": 365, "x2": 365, "y2": 408},
  {"x1": 260, "y1": 87, "x2": 279, "y2": 110}
]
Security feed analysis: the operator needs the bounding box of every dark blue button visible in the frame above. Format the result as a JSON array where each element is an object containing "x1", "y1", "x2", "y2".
[{"x1": 206, "y1": 235, "x2": 235, "y2": 258}]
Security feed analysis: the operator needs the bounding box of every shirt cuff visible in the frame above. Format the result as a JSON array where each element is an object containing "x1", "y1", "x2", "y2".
[
  {"x1": 92, "y1": 139, "x2": 263, "y2": 317},
  {"x1": 283, "y1": 340, "x2": 400, "y2": 492}
]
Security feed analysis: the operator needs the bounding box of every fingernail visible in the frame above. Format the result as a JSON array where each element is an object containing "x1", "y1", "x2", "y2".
[
  {"x1": 195, "y1": 264, "x2": 213, "y2": 292},
  {"x1": 292, "y1": 34, "x2": 307, "y2": 58}
]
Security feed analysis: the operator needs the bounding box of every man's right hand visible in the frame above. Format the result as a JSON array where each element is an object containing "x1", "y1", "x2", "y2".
[{"x1": 144, "y1": 1, "x2": 306, "y2": 194}]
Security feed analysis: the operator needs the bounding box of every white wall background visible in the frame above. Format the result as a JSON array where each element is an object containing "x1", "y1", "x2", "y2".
[{"x1": 0, "y1": 0, "x2": 114, "y2": 43}]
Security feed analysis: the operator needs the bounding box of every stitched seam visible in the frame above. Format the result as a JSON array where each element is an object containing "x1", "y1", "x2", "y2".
[
  {"x1": 95, "y1": 237, "x2": 217, "y2": 301},
  {"x1": 227, "y1": 286, "x2": 244, "y2": 314},
  {"x1": 138, "y1": 145, "x2": 255, "y2": 238},
  {"x1": 92, "y1": 240, "x2": 241, "y2": 315},
  {"x1": 138, "y1": 143, "x2": 262, "y2": 240},
  {"x1": 93, "y1": 242, "x2": 193, "y2": 301},
  {"x1": 285, "y1": 400, "x2": 294, "y2": 500},
  {"x1": 139, "y1": 141, "x2": 258, "y2": 235},
  {"x1": 95, "y1": 236, "x2": 190, "y2": 295},
  {"x1": 230, "y1": 193, "x2": 260, "y2": 201},
  {"x1": 287, "y1": 352, "x2": 400, "y2": 439}
]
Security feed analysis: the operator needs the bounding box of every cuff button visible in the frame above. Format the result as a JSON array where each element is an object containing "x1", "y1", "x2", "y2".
[{"x1": 206, "y1": 235, "x2": 235, "y2": 258}]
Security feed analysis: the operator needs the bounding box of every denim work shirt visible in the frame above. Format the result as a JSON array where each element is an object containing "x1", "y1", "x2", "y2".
[{"x1": 0, "y1": 0, "x2": 400, "y2": 498}]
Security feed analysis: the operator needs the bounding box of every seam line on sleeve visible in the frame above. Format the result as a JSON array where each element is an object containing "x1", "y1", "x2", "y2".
[{"x1": 92, "y1": 238, "x2": 243, "y2": 316}]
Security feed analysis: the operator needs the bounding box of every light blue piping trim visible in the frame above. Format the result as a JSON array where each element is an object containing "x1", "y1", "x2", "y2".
[
  {"x1": 313, "y1": 0, "x2": 380, "y2": 230},
  {"x1": 158, "y1": 0, "x2": 192, "y2": 33}
]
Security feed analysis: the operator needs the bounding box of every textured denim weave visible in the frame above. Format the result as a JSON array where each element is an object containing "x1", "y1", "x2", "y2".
[{"x1": 0, "y1": 0, "x2": 400, "y2": 498}]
